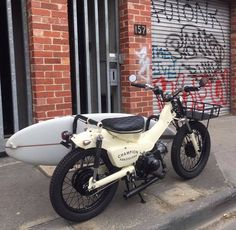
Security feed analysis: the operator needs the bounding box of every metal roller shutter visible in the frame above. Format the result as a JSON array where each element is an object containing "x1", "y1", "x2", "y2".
[{"x1": 151, "y1": 0, "x2": 230, "y2": 115}]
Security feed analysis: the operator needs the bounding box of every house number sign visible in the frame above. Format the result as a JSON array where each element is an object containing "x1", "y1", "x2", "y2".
[{"x1": 134, "y1": 24, "x2": 147, "y2": 36}]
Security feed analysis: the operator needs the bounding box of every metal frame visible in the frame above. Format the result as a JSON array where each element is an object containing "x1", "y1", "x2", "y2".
[
  {"x1": 21, "y1": 0, "x2": 33, "y2": 125},
  {"x1": 83, "y1": 0, "x2": 92, "y2": 113},
  {"x1": 0, "y1": 79, "x2": 4, "y2": 152},
  {"x1": 6, "y1": 0, "x2": 19, "y2": 132},
  {"x1": 72, "y1": 0, "x2": 81, "y2": 114},
  {"x1": 104, "y1": 0, "x2": 111, "y2": 112},
  {"x1": 94, "y1": 0, "x2": 102, "y2": 112},
  {"x1": 115, "y1": 0, "x2": 121, "y2": 112}
]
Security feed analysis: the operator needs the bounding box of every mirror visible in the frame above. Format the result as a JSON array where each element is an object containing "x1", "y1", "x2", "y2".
[
  {"x1": 128, "y1": 74, "x2": 137, "y2": 83},
  {"x1": 199, "y1": 77, "x2": 208, "y2": 87}
]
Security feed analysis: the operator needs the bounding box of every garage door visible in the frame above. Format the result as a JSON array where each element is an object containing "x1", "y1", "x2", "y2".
[{"x1": 151, "y1": 0, "x2": 230, "y2": 115}]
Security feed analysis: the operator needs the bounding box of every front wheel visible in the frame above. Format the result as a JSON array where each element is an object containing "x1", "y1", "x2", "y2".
[
  {"x1": 49, "y1": 148, "x2": 119, "y2": 222},
  {"x1": 171, "y1": 121, "x2": 211, "y2": 179}
]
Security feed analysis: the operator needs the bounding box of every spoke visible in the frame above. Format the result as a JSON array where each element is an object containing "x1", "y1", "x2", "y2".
[
  {"x1": 64, "y1": 187, "x2": 76, "y2": 204},
  {"x1": 77, "y1": 193, "x2": 81, "y2": 209},
  {"x1": 189, "y1": 158, "x2": 194, "y2": 169},
  {"x1": 69, "y1": 190, "x2": 78, "y2": 207},
  {"x1": 70, "y1": 193, "x2": 80, "y2": 208},
  {"x1": 80, "y1": 196, "x2": 86, "y2": 209},
  {"x1": 63, "y1": 179, "x2": 72, "y2": 187},
  {"x1": 65, "y1": 175, "x2": 73, "y2": 183},
  {"x1": 62, "y1": 190, "x2": 77, "y2": 197},
  {"x1": 85, "y1": 196, "x2": 91, "y2": 208},
  {"x1": 62, "y1": 184, "x2": 73, "y2": 191},
  {"x1": 185, "y1": 158, "x2": 190, "y2": 170},
  {"x1": 65, "y1": 186, "x2": 76, "y2": 200}
]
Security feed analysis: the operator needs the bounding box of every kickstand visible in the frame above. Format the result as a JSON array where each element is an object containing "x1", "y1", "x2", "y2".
[
  {"x1": 138, "y1": 192, "x2": 146, "y2": 204},
  {"x1": 124, "y1": 178, "x2": 146, "y2": 203},
  {"x1": 132, "y1": 182, "x2": 146, "y2": 204}
]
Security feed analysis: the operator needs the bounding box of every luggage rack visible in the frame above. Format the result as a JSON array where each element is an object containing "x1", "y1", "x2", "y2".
[{"x1": 184, "y1": 101, "x2": 221, "y2": 121}]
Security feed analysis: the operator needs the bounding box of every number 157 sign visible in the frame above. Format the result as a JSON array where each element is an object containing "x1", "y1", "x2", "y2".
[{"x1": 134, "y1": 24, "x2": 147, "y2": 36}]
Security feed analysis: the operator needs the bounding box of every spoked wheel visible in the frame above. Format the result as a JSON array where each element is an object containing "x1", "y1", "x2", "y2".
[
  {"x1": 50, "y1": 148, "x2": 119, "y2": 222},
  {"x1": 171, "y1": 121, "x2": 211, "y2": 179}
]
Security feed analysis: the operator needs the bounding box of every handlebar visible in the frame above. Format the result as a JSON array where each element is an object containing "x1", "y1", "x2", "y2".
[
  {"x1": 131, "y1": 82, "x2": 146, "y2": 88},
  {"x1": 184, "y1": 86, "x2": 199, "y2": 92},
  {"x1": 130, "y1": 81, "x2": 201, "y2": 101}
]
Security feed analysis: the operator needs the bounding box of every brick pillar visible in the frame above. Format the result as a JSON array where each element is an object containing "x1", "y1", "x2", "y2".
[
  {"x1": 231, "y1": 1, "x2": 236, "y2": 115},
  {"x1": 27, "y1": 0, "x2": 72, "y2": 122},
  {"x1": 119, "y1": 0, "x2": 153, "y2": 117}
]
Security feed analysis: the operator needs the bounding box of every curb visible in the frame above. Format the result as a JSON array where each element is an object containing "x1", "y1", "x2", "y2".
[{"x1": 132, "y1": 187, "x2": 236, "y2": 230}]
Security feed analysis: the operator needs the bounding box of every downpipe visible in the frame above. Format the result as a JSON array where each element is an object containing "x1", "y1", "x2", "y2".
[{"x1": 88, "y1": 165, "x2": 135, "y2": 190}]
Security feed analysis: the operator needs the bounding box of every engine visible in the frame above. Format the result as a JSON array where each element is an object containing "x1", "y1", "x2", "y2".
[{"x1": 135, "y1": 142, "x2": 167, "y2": 179}]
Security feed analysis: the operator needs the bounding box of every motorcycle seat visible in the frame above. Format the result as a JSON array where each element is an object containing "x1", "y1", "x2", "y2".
[{"x1": 102, "y1": 116, "x2": 145, "y2": 134}]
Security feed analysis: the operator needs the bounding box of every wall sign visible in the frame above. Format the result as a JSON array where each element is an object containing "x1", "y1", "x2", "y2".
[{"x1": 134, "y1": 24, "x2": 147, "y2": 36}]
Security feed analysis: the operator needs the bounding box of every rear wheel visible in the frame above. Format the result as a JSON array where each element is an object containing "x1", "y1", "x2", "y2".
[
  {"x1": 50, "y1": 148, "x2": 118, "y2": 222},
  {"x1": 171, "y1": 121, "x2": 211, "y2": 179}
]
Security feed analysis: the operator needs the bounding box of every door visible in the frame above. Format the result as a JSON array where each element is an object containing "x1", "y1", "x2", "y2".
[
  {"x1": 151, "y1": 0, "x2": 230, "y2": 115},
  {"x1": 0, "y1": 0, "x2": 32, "y2": 151},
  {"x1": 68, "y1": 0, "x2": 121, "y2": 114}
]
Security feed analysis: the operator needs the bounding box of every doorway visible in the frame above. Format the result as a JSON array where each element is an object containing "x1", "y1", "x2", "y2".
[
  {"x1": 0, "y1": 0, "x2": 32, "y2": 151},
  {"x1": 68, "y1": 0, "x2": 121, "y2": 114}
]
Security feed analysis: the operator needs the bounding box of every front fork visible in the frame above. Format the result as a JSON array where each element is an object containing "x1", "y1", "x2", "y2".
[{"x1": 185, "y1": 118, "x2": 200, "y2": 156}]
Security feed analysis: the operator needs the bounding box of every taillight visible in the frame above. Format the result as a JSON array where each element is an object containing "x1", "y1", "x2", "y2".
[{"x1": 61, "y1": 131, "x2": 72, "y2": 141}]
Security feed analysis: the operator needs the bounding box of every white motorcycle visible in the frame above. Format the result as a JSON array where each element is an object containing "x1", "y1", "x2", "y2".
[{"x1": 50, "y1": 75, "x2": 220, "y2": 222}]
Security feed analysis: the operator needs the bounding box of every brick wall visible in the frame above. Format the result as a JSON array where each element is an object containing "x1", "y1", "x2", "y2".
[
  {"x1": 27, "y1": 0, "x2": 72, "y2": 121},
  {"x1": 119, "y1": 0, "x2": 153, "y2": 117},
  {"x1": 231, "y1": 1, "x2": 236, "y2": 115}
]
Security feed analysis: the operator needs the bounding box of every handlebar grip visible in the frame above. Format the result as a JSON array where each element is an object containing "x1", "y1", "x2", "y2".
[
  {"x1": 74, "y1": 114, "x2": 88, "y2": 122},
  {"x1": 184, "y1": 86, "x2": 199, "y2": 92},
  {"x1": 87, "y1": 118, "x2": 99, "y2": 126},
  {"x1": 131, "y1": 82, "x2": 146, "y2": 88},
  {"x1": 73, "y1": 114, "x2": 99, "y2": 126}
]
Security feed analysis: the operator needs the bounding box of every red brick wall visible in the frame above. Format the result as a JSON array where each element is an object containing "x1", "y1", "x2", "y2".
[
  {"x1": 27, "y1": 0, "x2": 72, "y2": 122},
  {"x1": 231, "y1": 1, "x2": 236, "y2": 115},
  {"x1": 119, "y1": 0, "x2": 153, "y2": 117}
]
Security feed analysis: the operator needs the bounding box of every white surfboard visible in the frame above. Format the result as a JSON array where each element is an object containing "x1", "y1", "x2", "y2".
[{"x1": 5, "y1": 113, "x2": 174, "y2": 166}]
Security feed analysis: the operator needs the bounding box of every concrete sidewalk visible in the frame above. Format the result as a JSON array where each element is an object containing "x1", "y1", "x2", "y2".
[{"x1": 0, "y1": 115, "x2": 236, "y2": 230}]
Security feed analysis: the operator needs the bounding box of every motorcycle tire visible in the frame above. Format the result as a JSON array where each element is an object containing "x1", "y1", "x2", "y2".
[
  {"x1": 171, "y1": 121, "x2": 211, "y2": 179},
  {"x1": 49, "y1": 148, "x2": 119, "y2": 222}
]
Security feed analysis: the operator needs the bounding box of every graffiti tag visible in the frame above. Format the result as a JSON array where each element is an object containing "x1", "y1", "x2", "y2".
[
  {"x1": 152, "y1": 45, "x2": 178, "y2": 79},
  {"x1": 152, "y1": 0, "x2": 221, "y2": 29},
  {"x1": 166, "y1": 25, "x2": 225, "y2": 75},
  {"x1": 136, "y1": 47, "x2": 151, "y2": 83}
]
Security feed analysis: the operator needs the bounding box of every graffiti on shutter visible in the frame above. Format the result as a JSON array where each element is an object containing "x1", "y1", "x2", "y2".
[{"x1": 151, "y1": 0, "x2": 230, "y2": 114}]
